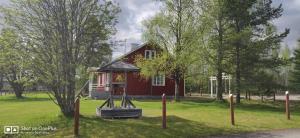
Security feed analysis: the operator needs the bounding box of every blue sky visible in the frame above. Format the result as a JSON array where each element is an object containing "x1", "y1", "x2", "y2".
[{"x1": 0, "y1": 0, "x2": 299, "y2": 58}]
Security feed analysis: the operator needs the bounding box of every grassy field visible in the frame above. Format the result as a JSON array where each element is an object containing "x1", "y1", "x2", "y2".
[{"x1": 1, "y1": 93, "x2": 300, "y2": 138}]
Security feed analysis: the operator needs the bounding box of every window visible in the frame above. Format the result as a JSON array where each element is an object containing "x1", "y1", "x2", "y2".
[
  {"x1": 152, "y1": 74, "x2": 165, "y2": 86},
  {"x1": 145, "y1": 50, "x2": 156, "y2": 59}
]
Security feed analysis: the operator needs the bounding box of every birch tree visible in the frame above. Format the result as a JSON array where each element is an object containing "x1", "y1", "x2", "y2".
[
  {"x1": 138, "y1": 0, "x2": 207, "y2": 101},
  {"x1": 1, "y1": 0, "x2": 119, "y2": 116},
  {"x1": 0, "y1": 28, "x2": 33, "y2": 98}
]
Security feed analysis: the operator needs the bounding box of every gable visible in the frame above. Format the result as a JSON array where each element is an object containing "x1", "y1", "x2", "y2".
[
  {"x1": 122, "y1": 43, "x2": 160, "y2": 64},
  {"x1": 100, "y1": 42, "x2": 160, "y2": 69}
]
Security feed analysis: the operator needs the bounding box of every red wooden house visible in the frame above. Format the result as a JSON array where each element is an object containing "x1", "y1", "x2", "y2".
[{"x1": 88, "y1": 43, "x2": 185, "y2": 98}]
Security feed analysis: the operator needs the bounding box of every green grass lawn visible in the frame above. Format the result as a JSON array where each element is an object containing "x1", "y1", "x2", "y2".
[{"x1": 1, "y1": 93, "x2": 300, "y2": 138}]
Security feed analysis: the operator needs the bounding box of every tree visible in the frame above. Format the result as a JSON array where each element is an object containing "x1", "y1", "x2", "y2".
[
  {"x1": 0, "y1": 28, "x2": 33, "y2": 98},
  {"x1": 291, "y1": 39, "x2": 300, "y2": 90},
  {"x1": 201, "y1": 0, "x2": 233, "y2": 100},
  {"x1": 0, "y1": 70, "x2": 3, "y2": 92},
  {"x1": 138, "y1": 0, "x2": 206, "y2": 101},
  {"x1": 280, "y1": 46, "x2": 292, "y2": 88},
  {"x1": 225, "y1": 0, "x2": 288, "y2": 103},
  {"x1": 1, "y1": 0, "x2": 120, "y2": 116}
]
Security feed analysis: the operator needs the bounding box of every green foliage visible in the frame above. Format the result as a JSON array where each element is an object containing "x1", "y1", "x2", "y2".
[
  {"x1": 139, "y1": 0, "x2": 209, "y2": 101},
  {"x1": 291, "y1": 39, "x2": 300, "y2": 90},
  {"x1": 238, "y1": 24, "x2": 289, "y2": 96},
  {"x1": 1, "y1": 0, "x2": 119, "y2": 115},
  {"x1": 221, "y1": 0, "x2": 289, "y2": 102},
  {"x1": 0, "y1": 28, "x2": 35, "y2": 97}
]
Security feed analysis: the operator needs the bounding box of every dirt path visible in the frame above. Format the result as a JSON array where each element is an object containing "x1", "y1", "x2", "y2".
[
  {"x1": 189, "y1": 93, "x2": 300, "y2": 101},
  {"x1": 207, "y1": 128, "x2": 300, "y2": 138}
]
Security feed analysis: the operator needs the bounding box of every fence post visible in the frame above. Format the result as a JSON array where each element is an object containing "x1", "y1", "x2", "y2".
[
  {"x1": 229, "y1": 94, "x2": 235, "y2": 125},
  {"x1": 74, "y1": 98, "x2": 80, "y2": 136},
  {"x1": 286, "y1": 91, "x2": 290, "y2": 120},
  {"x1": 162, "y1": 93, "x2": 166, "y2": 129}
]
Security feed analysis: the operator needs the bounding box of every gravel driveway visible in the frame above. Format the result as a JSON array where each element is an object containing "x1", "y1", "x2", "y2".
[{"x1": 207, "y1": 128, "x2": 300, "y2": 138}]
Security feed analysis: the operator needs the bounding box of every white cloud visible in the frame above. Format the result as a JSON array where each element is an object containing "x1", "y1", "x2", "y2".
[
  {"x1": 272, "y1": 0, "x2": 300, "y2": 49},
  {"x1": 112, "y1": 0, "x2": 161, "y2": 58}
]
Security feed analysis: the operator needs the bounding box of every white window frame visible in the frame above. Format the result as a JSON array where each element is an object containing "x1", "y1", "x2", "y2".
[
  {"x1": 145, "y1": 50, "x2": 156, "y2": 59},
  {"x1": 98, "y1": 73, "x2": 105, "y2": 87},
  {"x1": 105, "y1": 73, "x2": 110, "y2": 87},
  {"x1": 152, "y1": 74, "x2": 165, "y2": 86}
]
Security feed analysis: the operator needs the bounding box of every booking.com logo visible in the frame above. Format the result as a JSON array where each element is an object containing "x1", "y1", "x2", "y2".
[{"x1": 4, "y1": 126, "x2": 19, "y2": 134}]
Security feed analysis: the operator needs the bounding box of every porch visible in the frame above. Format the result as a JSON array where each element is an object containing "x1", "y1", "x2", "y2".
[{"x1": 88, "y1": 61, "x2": 140, "y2": 99}]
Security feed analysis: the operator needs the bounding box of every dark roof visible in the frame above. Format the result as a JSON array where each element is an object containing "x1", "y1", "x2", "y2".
[
  {"x1": 113, "y1": 42, "x2": 148, "y2": 62},
  {"x1": 98, "y1": 61, "x2": 140, "y2": 72}
]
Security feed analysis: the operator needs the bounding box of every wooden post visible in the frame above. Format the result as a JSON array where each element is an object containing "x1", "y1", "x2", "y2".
[
  {"x1": 286, "y1": 91, "x2": 290, "y2": 120},
  {"x1": 229, "y1": 94, "x2": 235, "y2": 125},
  {"x1": 125, "y1": 71, "x2": 127, "y2": 94},
  {"x1": 162, "y1": 93, "x2": 166, "y2": 129},
  {"x1": 74, "y1": 98, "x2": 80, "y2": 136}
]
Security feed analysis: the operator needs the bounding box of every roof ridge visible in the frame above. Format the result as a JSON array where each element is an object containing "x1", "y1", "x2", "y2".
[
  {"x1": 99, "y1": 42, "x2": 148, "y2": 69},
  {"x1": 111, "y1": 42, "x2": 148, "y2": 62}
]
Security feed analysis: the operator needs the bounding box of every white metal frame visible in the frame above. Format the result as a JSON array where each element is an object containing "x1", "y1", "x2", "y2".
[{"x1": 210, "y1": 73, "x2": 231, "y2": 97}]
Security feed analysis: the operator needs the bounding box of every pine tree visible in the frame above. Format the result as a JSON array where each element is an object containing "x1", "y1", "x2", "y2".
[
  {"x1": 291, "y1": 39, "x2": 300, "y2": 90},
  {"x1": 225, "y1": 0, "x2": 288, "y2": 103}
]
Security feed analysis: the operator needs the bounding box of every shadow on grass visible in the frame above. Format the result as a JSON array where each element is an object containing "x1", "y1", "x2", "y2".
[
  {"x1": 46, "y1": 115, "x2": 230, "y2": 138},
  {"x1": 180, "y1": 98, "x2": 300, "y2": 115},
  {"x1": 74, "y1": 115, "x2": 228, "y2": 138},
  {"x1": 133, "y1": 96, "x2": 215, "y2": 103},
  {"x1": 235, "y1": 100, "x2": 300, "y2": 115}
]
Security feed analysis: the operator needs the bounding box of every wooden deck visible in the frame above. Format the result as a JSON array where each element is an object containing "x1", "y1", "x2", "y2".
[{"x1": 96, "y1": 107, "x2": 142, "y2": 119}]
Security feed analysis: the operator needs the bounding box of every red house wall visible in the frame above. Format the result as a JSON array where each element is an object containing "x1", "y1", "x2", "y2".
[{"x1": 122, "y1": 44, "x2": 184, "y2": 96}]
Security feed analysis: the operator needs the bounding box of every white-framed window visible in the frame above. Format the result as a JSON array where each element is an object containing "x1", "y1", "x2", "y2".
[
  {"x1": 145, "y1": 50, "x2": 156, "y2": 59},
  {"x1": 152, "y1": 74, "x2": 165, "y2": 86}
]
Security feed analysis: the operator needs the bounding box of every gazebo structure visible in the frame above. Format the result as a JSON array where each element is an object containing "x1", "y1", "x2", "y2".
[
  {"x1": 95, "y1": 60, "x2": 142, "y2": 118},
  {"x1": 97, "y1": 60, "x2": 139, "y2": 94},
  {"x1": 87, "y1": 60, "x2": 140, "y2": 98},
  {"x1": 210, "y1": 73, "x2": 231, "y2": 97}
]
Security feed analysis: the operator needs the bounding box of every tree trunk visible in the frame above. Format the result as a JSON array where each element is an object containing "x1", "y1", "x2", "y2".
[
  {"x1": 235, "y1": 43, "x2": 241, "y2": 103},
  {"x1": 245, "y1": 91, "x2": 248, "y2": 100},
  {"x1": 0, "y1": 73, "x2": 3, "y2": 91},
  {"x1": 174, "y1": 77, "x2": 180, "y2": 102},
  {"x1": 273, "y1": 91, "x2": 276, "y2": 102},
  {"x1": 11, "y1": 83, "x2": 24, "y2": 98},
  {"x1": 199, "y1": 80, "x2": 202, "y2": 96},
  {"x1": 63, "y1": 64, "x2": 76, "y2": 116},
  {"x1": 14, "y1": 89, "x2": 23, "y2": 98},
  {"x1": 248, "y1": 92, "x2": 251, "y2": 100},
  {"x1": 52, "y1": 60, "x2": 76, "y2": 117},
  {"x1": 216, "y1": 11, "x2": 224, "y2": 101},
  {"x1": 216, "y1": 71, "x2": 223, "y2": 100},
  {"x1": 56, "y1": 79, "x2": 76, "y2": 116}
]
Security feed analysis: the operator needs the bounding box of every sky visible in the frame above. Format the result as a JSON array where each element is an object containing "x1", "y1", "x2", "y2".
[
  {"x1": 0, "y1": 0, "x2": 299, "y2": 58},
  {"x1": 112, "y1": 0, "x2": 300, "y2": 58}
]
